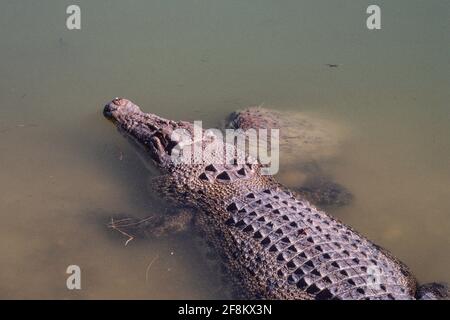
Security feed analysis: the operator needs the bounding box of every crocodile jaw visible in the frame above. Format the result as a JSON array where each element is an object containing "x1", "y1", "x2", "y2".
[{"x1": 103, "y1": 98, "x2": 192, "y2": 169}]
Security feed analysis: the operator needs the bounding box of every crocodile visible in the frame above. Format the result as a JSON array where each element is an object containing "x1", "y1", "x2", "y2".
[{"x1": 103, "y1": 97, "x2": 445, "y2": 300}]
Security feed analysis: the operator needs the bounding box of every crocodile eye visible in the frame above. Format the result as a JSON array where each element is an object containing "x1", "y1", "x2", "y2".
[{"x1": 112, "y1": 98, "x2": 124, "y2": 106}]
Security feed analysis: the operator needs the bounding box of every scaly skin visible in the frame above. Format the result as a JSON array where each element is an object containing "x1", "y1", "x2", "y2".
[{"x1": 103, "y1": 98, "x2": 418, "y2": 300}]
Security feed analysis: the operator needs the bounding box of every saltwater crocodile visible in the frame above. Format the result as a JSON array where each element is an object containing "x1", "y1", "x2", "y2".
[{"x1": 103, "y1": 97, "x2": 444, "y2": 300}]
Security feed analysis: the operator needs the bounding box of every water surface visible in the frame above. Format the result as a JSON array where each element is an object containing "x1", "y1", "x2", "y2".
[{"x1": 0, "y1": 0, "x2": 449, "y2": 298}]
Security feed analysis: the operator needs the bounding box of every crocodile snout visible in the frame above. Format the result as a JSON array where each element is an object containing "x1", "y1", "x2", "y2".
[
  {"x1": 103, "y1": 103, "x2": 117, "y2": 119},
  {"x1": 103, "y1": 97, "x2": 141, "y2": 120}
]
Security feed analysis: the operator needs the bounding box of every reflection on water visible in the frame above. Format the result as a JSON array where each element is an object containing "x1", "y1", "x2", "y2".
[{"x1": 0, "y1": 0, "x2": 448, "y2": 298}]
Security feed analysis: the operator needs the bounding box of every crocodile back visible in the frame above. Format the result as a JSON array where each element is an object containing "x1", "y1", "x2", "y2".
[
  {"x1": 165, "y1": 163, "x2": 417, "y2": 300},
  {"x1": 222, "y1": 186, "x2": 416, "y2": 299}
]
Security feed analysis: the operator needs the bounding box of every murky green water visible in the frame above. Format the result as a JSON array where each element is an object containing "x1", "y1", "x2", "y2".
[{"x1": 0, "y1": 0, "x2": 448, "y2": 299}]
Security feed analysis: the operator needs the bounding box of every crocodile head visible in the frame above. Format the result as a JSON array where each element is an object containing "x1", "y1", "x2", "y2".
[{"x1": 103, "y1": 98, "x2": 194, "y2": 170}]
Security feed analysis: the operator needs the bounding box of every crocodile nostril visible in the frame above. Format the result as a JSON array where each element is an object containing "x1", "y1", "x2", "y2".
[{"x1": 103, "y1": 104, "x2": 117, "y2": 118}]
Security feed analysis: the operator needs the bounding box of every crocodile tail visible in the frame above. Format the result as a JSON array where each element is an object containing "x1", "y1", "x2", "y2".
[{"x1": 416, "y1": 282, "x2": 449, "y2": 300}]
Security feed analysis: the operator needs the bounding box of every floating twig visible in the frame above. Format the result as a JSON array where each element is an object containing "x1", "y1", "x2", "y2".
[
  {"x1": 108, "y1": 216, "x2": 156, "y2": 245},
  {"x1": 145, "y1": 254, "x2": 160, "y2": 283},
  {"x1": 109, "y1": 217, "x2": 135, "y2": 246}
]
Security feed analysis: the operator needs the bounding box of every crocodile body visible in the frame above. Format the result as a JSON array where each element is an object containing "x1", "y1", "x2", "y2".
[
  {"x1": 156, "y1": 163, "x2": 415, "y2": 300},
  {"x1": 103, "y1": 98, "x2": 431, "y2": 300}
]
